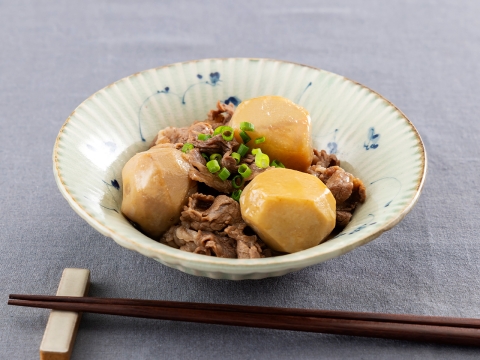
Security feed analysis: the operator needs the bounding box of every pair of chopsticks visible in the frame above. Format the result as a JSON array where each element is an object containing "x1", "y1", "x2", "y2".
[{"x1": 8, "y1": 294, "x2": 480, "y2": 346}]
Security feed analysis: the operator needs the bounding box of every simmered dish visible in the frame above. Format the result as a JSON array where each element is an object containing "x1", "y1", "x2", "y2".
[{"x1": 121, "y1": 96, "x2": 366, "y2": 258}]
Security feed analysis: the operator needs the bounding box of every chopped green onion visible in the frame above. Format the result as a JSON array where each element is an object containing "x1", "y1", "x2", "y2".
[
  {"x1": 255, "y1": 136, "x2": 266, "y2": 144},
  {"x1": 181, "y1": 143, "x2": 194, "y2": 153},
  {"x1": 271, "y1": 160, "x2": 285, "y2": 168},
  {"x1": 240, "y1": 122, "x2": 255, "y2": 132},
  {"x1": 238, "y1": 164, "x2": 252, "y2": 178},
  {"x1": 198, "y1": 133, "x2": 211, "y2": 141},
  {"x1": 206, "y1": 160, "x2": 220, "y2": 173},
  {"x1": 231, "y1": 152, "x2": 241, "y2": 164},
  {"x1": 213, "y1": 126, "x2": 225, "y2": 135},
  {"x1": 237, "y1": 144, "x2": 249, "y2": 157},
  {"x1": 251, "y1": 148, "x2": 262, "y2": 155},
  {"x1": 221, "y1": 126, "x2": 234, "y2": 141},
  {"x1": 218, "y1": 167, "x2": 231, "y2": 181},
  {"x1": 210, "y1": 153, "x2": 222, "y2": 162},
  {"x1": 255, "y1": 153, "x2": 270, "y2": 168},
  {"x1": 201, "y1": 153, "x2": 209, "y2": 162},
  {"x1": 240, "y1": 130, "x2": 251, "y2": 144},
  {"x1": 232, "y1": 175, "x2": 245, "y2": 189},
  {"x1": 232, "y1": 189, "x2": 242, "y2": 202}
]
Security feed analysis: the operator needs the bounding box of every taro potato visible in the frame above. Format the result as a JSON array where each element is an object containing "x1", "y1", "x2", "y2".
[
  {"x1": 121, "y1": 147, "x2": 197, "y2": 239},
  {"x1": 240, "y1": 168, "x2": 335, "y2": 253},
  {"x1": 229, "y1": 95, "x2": 313, "y2": 171}
]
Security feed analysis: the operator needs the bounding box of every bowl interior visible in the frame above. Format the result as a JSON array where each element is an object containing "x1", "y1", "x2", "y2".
[{"x1": 54, "y1": 58, "x2": 425, "y2": 279}]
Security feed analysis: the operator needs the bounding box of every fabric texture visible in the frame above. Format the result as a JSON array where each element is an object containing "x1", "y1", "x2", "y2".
[{"x1": 1, "y1": 0, "x2": 479, "y2": 358}]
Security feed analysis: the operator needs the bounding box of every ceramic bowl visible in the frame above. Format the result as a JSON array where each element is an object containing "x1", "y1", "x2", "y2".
[{"x1": 53, "y1": 58, "x2": 426, "y2": 280}]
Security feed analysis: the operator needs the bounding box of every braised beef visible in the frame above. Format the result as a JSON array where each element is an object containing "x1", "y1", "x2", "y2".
[
  {"x1": 240, "y1": 154, "x2": 255, "y2": 164},
  {"x1": 153, "y1": 126, "x2": 189, "y2": 146},
  {"x1": 308, "y1": 152, "x2": 366, "y2": 229},
  {"x1": 160, "y1": 192, "x2": 272, "y2": 258},
  {"x1": 180, "y1": 193, "x2": 242, "y2": 232},
  {"x1": 335, "y1": 211, "x2": 353, "y2": 228},
  {"x1": 186, "y1": 122, "x2": 214, "y2": 144},
  {"x1": 207, "y1": 101, "x2": 236, "y2": 125},
  {"x1": 221, "y1": 150, "x2": 239, "y2": 173},
  {"x1": 311, "y1": 149, "x2": 340, "y2": 168},
  {"x1": 239, "y1": 154, "x2": 270, "y2": 181},
  {"x1": 326, "y1": 168, "x2": 354, "y2": 204},
  {"x1": 224, "y1": 223, "x2": 263, "y2": 259},
  {"x1": 191, "y1": 134, "x2": 239, "y2": 155},
  {"x1": 195, "y1": 230, "x2": 237, "y2": 258},
  {"x1": 160, "y1": 225, "x2": 180, "y2": 249},
  {"x1": 184, "y1": 149, "x2": 234, "y2": 193}
]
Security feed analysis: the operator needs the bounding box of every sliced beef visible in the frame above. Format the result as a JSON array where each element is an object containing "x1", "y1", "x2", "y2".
[
  {"x1": 180, "y1": 193, "x2": 242, "y2": 232},
  {"x1": 326, "y1": 169, "x2": 354, "y2": 204},
  {"x1": 183, "y1": 147, "x2": 206, "y2": 165},
  {"x1": 191, "y1": 134, "x2": 239, "y2": 155},
  {"x1": 159, "y1": 225, "x2": 180, "y2": 249},
  {"x1": 352, "y1": 177, "x2": 367, "y2": 204},
  {"x1": 224, "y1": 223, "x2": 263, "y2": 259},
  {"x1": 307, "y1": 150, "x2": 367, "y2": 229},
  {"x1": 152, "y1": 121, "x2": 214, "y2": 148},
  {"x1": 195, "y1": 230, "x2": 237, "y2": 258},
  {"x1": 160, "y1": 225, "x2": 198, "y2": 251},
  {"x1": 153, "y1": 126, "x2": 189, "y2": 146},
  {"x1": 239, "y1": 155, "x2": 270, "y2": 181},
  {"x1": 175, "y1": 226, "x2": 198, "y2": 252},
  {"x1": 221, "y1": 150, "x2": 239, "y2": 173},
  {"x1": 307, "y1": 165, "x2": 340, "y2": 183},
  {"x1": 311, "y1": 149, "x2": 340, "y2": 168},
  {"x1": 240, "y1": 154, "x2": 255, "y2": 165},
  {"x1": 207, "y1": 101, "x2": 236, "y2": 125},
  {"x1": 186, "y1": 122, "x2": 214, "y2": 144},
  {"x1": 184, "y1": 149, "x2": 234, "y2": 193},
  {"x1": 161, "y1": 192, "x2": 274, "y2": 259},
  {"x1": 245, "y1": 163, "x2": 269, "y2": 181},
  {"x1": 188, "y1": 164, "x2": 234, "y2": 193},
  {"x1": 335, "y1": 211, "x2": 353, "y2": 228},
  {"x1": 161, "y1": 226, "x2": 234, "y2": 256}
]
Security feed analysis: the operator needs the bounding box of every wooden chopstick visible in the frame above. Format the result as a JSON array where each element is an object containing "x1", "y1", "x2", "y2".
[
  {"x1": 9, "y1": 294, "x2": 480, "y2": 329},
  {"x1": 8, "y1": 295, "x2": 480, "y2": 347}
]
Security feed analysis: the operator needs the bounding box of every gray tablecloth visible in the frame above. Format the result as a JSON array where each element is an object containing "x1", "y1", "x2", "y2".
[{"x1": 2, "y1": 1, "x2": 480, "y2": 359}]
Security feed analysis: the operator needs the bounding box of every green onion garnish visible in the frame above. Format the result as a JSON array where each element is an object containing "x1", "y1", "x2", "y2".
[
  {"x1": 271, "y1": 160, "x2": 285, "y2": 168},
  {"x1": 232, "y1": 189, "x2": 242, "y2": 202},
  {"x1": 198, "y1": 133, "x2": 211, "y2": 141},
  {"x1": 238, "y1": 164, "x2": 252, "y2": 178},
  {"x1": 206, "y1": 160, "x2": 220, "y2": 173},
  {"x1": 181, "y1": 143, "x2": 194, "y2": 153},
  {"x1": 251, "y1": 148, "x2": 262, "y2": 155},
  {"x1": 240, "y1": 122, "x2": 254, "y2": 132},
  {"x1": 213, "y1": 126, "x2": 225, "y2": 135},
  {"x1": 232, "y1": 175, "x2": 245, "y2": 189},
  {"x1": 210, "y1": 153, "x2": 222, "y2": 162},
  {"x1": 218, "y1": 167, "x2": 231, "y2": 181},
  {"x1": 237, "y1": 144, "x2": 249, "y2": 157},
  {"x1": 255, "y1": 153, "x2": 270, "y2": 168},
  {"x1": 231, "y1": 152, "x2": 241, "y2": 164},
  {"x1": 255, "y1": 136, "x2": 265, "y2": 144},
  {"x1": 201, "y1": 153, "x2": 209, "y2": 162},
  {"x1": 221, "y1": 126, "x2": 234, "y2": 141},
  {"x1": 240, "y1": 130, "x2": 251, "y2": 144}
]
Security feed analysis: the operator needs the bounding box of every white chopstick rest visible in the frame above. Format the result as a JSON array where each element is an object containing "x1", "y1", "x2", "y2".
[{"x1": 40, "y1": 268, "x2": 90, "y2": 360}]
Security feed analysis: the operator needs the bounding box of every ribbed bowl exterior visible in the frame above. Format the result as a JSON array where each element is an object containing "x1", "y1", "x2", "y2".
[{"x1": 53, "y1": 58, "x2": 426, "y2": 280}]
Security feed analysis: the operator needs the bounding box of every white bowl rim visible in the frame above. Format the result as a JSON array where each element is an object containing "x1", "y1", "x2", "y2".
[{"x1": 53, "y1": 57, "x2": 427, "y2": 271}]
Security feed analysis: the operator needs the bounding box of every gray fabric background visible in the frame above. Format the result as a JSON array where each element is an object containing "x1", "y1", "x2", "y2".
[{"x1": 1, "y1": 0, "x2": 479, "y2": 358}]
